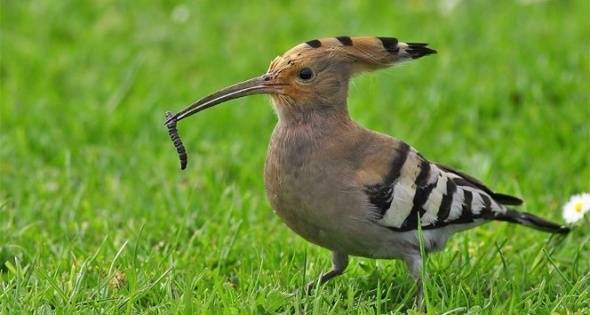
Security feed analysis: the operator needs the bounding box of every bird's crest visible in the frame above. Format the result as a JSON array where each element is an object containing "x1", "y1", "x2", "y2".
[{"x1": 269, "y1": 36, "x2": 436, "y2": 74}]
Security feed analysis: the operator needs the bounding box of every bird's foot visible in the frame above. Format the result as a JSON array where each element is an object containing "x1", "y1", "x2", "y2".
[{"x1": 305, "y1": 280, "x2": 318, "y2": 295}]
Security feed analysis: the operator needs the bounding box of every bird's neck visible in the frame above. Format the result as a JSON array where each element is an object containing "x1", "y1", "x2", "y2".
[
  {"x1": 275, "y1": 104, "x2": 355, "y2": 136},
  {"x1": 274, "y1": 99, "x2": 352, "y2": 126},
  {"x1": 269, "y1": 102, "x2": 362, "y2": 165}
]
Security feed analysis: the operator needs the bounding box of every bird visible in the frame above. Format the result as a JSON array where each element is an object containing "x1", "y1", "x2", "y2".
[{"x1": 165, "y1": 36, "x2": 570, "y2": 305}]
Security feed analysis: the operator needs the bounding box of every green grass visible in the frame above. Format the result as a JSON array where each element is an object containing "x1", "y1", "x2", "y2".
[{"x1": 1, "y1": 0, "x2": 589, "y2": 313}]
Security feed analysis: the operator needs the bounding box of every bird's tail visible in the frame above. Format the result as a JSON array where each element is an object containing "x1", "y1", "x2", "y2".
[{"x1": 493, "y1": 209, "x2": 570, "y2": 234}]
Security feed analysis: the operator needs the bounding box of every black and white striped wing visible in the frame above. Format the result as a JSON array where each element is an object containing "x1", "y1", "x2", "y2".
[{"x1": 365, "y1": 142, "x2": 517, "y2": 232}]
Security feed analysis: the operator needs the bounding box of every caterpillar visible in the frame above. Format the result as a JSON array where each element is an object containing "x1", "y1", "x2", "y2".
[{"x1": 165, "y1": 111, "x2": 187, "y2": 170}]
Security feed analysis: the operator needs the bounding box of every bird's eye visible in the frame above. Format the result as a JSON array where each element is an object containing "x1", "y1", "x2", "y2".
[{"x1": 298, "y1": 68, "x2": 314, "y2": 81}]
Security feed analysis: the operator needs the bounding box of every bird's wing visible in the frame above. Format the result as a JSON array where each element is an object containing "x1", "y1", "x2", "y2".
[
  {"x1": 363, "y1": 141, "x2": 521, "y2": 232},
  {"x1": 435, "y1": 163, "x2": 523, "y2": 206}
]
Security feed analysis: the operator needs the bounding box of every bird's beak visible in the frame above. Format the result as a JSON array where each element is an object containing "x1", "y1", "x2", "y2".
[{"x1": 166, "y1": 74, "x2": 280, "y2": 124}]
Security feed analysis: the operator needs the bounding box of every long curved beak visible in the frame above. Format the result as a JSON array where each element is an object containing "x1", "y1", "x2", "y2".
[{"x1": 165, "y1": 74, "x2": 279, "y2": 124}]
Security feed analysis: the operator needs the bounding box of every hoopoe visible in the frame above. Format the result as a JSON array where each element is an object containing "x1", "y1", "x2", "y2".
[{"x1": 165, "y1": 36, "x2": 569, "y2": 303}]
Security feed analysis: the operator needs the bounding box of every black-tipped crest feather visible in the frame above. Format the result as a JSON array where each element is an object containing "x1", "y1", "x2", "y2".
[{"x1": 406, "y1": 43, "x2": 437, "y2": 59}]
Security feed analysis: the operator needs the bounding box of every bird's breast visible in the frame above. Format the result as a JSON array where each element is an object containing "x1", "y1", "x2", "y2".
[
  {"x1": 264, "y1": 130, "x2": 327, "y2": 224},
  {"x1": 262, "y1": 124, "x2": 377, "y2": 253}
]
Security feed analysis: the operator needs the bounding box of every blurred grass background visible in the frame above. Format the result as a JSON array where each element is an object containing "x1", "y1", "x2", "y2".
[{"x1": 1, "y1": 0, "x2": 589, "y2": 313}]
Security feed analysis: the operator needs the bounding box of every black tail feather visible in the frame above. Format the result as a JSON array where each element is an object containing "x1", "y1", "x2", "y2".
[
  {"x1": 494, "y1": 209, "x2": 570, "y2": 234},
  {"x1": 492, "y1": 193, "x2": 523, "y2": 206}
]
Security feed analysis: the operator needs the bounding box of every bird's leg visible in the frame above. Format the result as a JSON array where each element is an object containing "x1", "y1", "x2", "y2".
[
  {"x1": 403, "y1": 254, "x2": 425, "y2": 310},
  {"x1": 306, "y1": 251, "x2": 348, "y2": 294}
]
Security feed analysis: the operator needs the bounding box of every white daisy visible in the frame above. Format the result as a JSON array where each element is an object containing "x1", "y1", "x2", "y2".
[{"x1": 562, "y1": 193, "x2": 590, "y2": 224}]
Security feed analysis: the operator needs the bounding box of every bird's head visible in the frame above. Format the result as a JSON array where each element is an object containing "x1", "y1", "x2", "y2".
[{"x1": 167, "y1": 36, "x2": 436, "y2": 124}]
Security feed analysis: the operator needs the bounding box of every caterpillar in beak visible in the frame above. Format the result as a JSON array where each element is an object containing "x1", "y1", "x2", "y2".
[{"x1": 165, "y1": 111, "x2": 188, "y2": 170}]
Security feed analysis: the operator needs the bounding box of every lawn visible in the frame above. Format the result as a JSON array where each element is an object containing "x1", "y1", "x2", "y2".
[{"x1": 1, "y1": 0, "x2": 589, "y2": 313}]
